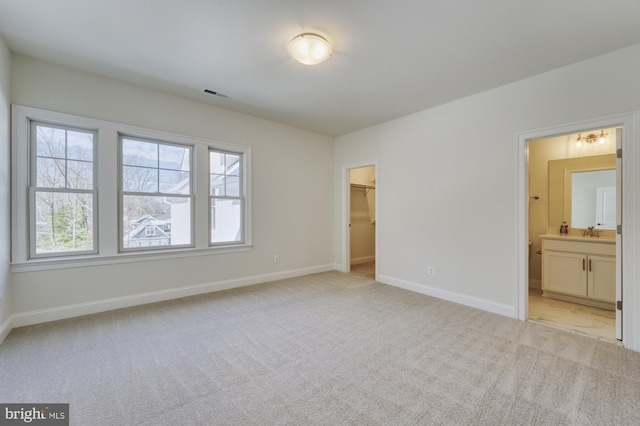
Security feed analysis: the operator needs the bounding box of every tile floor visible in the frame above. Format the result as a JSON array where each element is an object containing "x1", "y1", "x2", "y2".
[
  {"x1": 350, "y1": 261, "x2": 376, "y2": 280},
  {"x1": 528, "y1": 288, "x2": 616, "y2": 341}
]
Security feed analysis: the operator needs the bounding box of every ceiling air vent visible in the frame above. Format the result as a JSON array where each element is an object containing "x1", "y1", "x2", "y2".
[{"x1": 203, "y1": 89, "x2": 229, "y2": 99}]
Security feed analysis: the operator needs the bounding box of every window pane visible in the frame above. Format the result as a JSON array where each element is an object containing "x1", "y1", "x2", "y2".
[
  {"x1": 209, "y1": 151, "x2": 242, "y2": 197},
  {"x1": 122, "y1": 139, "x2": 158, "y2": 167},
  {"x1": 36, "y1": 158, "x2": 66, "y2": 188},
  {"x1": 122, "y1": 165, "x2": 158, "y2": 193},
  {"x1": 67, "y1": 160, "x2": 93, "y2": 189},
  {"x1": 226, "y1": 176, "x2": 240, "y2": 197},
  {"x1": 34, "y1": 124, "x2": 94, "y2": 191},
  {"x1": 159, "y1": 144, "x2": 190, "y2": 171},
  {"x1": 121, "y1": 138, "x2": 192, "y2": 251},
  {"x1": 211, "y1": 198, "x2": 242, "y2": 244},
  {"x1": 67, "y1": 131, "x2": 93, "y2": 161},
  {"x1": 122, "y1": 195, "x2": 191, "y2": 248},
  {"x1": 36, "y1": 126, "x2": 65, "y2": 158},
  {"x1": 226, "y1": 154, "x2": 240, "y2": 176},
  {"x1": 209, "y1": 150, "x2": 243, "y2": 245},
  {"x1": 209, "y1": 151, "x2": 225, "y2": 174},
  {"x1": 34, "y1": 191, "x2": 94, "y2": 254},
  {"x1": 159, "y1": 170, "x2": 190, "y2": 194},
  {"x1": 209, "y1": 152, "x2": 240, "y2": 175},
  {"x1": 210, "y1": 174, "x2": 225, "y2": 196},
  {"x1": 122, "y1": 139, "x2": 191, "y2": 197}
]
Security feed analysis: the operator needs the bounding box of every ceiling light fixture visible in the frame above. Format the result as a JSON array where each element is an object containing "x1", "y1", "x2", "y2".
[
  {"x1": 576, "y1": 130, "x2": 607, "y2": 147},
  {"x1": 288, "y1": 33, "x2": 333, "y2": 65}
]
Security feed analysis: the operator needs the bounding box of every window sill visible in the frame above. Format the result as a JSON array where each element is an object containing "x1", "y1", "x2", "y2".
[{"x1": 10, "y1": 244, "x2": 253, "y2": 273}]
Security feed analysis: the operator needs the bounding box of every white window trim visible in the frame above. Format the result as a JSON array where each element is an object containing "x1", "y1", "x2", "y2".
[
  {"x1": 11, "y1": 105, "x2": 253, "y2": 272},
  {"x1": 119, "y1": 134, "x2": 195, "y2": 252},
  {"x1": 209, "y1": 148, "x2": 245, "y2": 246},
  {"x1": 28, "y1": 120, "x2": 99, "y2": 259}
]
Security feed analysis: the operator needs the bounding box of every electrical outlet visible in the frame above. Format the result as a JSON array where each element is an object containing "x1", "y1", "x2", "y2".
[
  {"x1": 427, "y1": 266, "x2": 435, "y2": 276},
  {"x1": 274, "y1": 255, "x2": 280, "y2": 263}
]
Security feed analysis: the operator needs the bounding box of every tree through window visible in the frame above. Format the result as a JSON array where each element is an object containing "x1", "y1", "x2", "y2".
[
  {"x1": 31, "y1": 122, "x2": 96, "y2": 256},
  {"x1": 14, "y1": 106, "x2": 252, "y2": 264}
]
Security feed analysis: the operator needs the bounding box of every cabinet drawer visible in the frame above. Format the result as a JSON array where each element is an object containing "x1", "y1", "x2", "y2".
[{"x1": 542, "y1": 239, "x2": 615, "y2": 256}]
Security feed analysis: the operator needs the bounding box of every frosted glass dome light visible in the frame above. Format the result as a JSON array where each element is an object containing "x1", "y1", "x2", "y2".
[{"x1": 288, "y1": 33, "x2": 332, "y2": 65}]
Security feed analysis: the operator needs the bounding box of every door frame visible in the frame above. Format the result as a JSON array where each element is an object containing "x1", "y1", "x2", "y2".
[
  {"x1": 341, "y1": 160, "x2": 379, "y2": 280},
  {"x1": 517, "y1": 112, "x2": 639, "y2": 350}
]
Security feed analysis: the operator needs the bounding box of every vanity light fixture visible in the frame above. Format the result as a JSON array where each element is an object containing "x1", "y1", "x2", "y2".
[
  {"x1": 288, "y1": 33, "x2": 333, "y2": 65},
  {"x1": 576, "y1": 130, "x2": 607, "y2": 147}
]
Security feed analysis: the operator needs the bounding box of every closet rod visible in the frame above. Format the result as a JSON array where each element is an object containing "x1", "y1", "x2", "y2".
[{"x1": 350, "y1": 183, "x2": 375, "y2": 195}]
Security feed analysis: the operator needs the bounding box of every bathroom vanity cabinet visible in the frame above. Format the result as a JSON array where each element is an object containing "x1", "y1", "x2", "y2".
[{"x1": 540, "y1": 235, "x2": 615, "y2": 310}]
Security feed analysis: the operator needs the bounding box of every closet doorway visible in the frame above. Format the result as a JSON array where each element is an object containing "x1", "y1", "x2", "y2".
[{"x1": 343, "y1": 162, "x2": 378, "y2": 280}]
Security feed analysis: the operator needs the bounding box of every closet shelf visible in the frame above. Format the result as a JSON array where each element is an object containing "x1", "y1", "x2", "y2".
[{"x1": 350, "y1": 183, "x2": 375, "y2": 194}]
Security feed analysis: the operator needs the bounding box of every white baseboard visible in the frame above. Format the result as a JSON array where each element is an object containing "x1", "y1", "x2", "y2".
[
  {"x1": 378, "y1": 274, "x2": 516, "y2": 318},
  {"x1": 350, "y1": 256, "x2": 375, "y2": 265},
  {"x1": 2, "y1": 266, "x2": 517, "y2": 345},
  {"x1": 0, "y1": 314, "x2": 12, "y2": 344},
  {"x1": 8, "y1": 264, "x2": 336, "y2": 330}
]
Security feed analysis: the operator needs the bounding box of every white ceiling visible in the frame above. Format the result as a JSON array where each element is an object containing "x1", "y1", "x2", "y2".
[{"x1": 1, "y1": 1, "x2": 640, "y2": 137}]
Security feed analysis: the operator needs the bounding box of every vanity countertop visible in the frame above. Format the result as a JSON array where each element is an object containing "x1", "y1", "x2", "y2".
[{"x1": 539, "y1": 234, "x2": 615, "y2": 244}]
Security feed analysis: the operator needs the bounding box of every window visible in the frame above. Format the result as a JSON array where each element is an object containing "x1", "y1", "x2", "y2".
[
  {"x1": 210, "y1": 150, "x2": 244, "y2": 245},
  {"x1": 12, "y1": 105, "x2": 252, "y2": 270},
  {"x1": 120, "y1": 136, "x2": 193, "y2": 250},
  {"x1": 30, "y1": 121, "x2": 97, "y2": 257}
]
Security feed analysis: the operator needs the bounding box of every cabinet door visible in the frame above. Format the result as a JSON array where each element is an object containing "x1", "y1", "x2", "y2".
[
  {"x1": 542, "y1": 251, "x2": 587, "y2": 297},
  {"x1": 587, "y1": 255, "x2": 616, "y2": 303}
]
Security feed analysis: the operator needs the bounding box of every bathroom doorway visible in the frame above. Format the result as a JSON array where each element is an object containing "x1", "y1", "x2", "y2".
[
  {"x1": 349, "y1": 166, "x2": 376, "y2": 279},
  {"x1": 526, "y1": 127, "x2": 621, "y2": 342}
]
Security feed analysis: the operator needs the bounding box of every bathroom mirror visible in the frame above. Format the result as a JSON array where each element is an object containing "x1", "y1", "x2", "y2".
[
  {"x1": 548, "y1": 154, "x2": 616, "y2": 231},
  {"x1": 570, "y1": 169, "x2": 616, "y2": 229}
]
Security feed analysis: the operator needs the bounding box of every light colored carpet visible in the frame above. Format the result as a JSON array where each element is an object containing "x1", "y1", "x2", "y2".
[{"x1": 1, "y1": 271, "x2": 640, "y2": 425}]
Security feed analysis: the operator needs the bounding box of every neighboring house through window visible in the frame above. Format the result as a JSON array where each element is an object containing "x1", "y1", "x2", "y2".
[
  {"x1": 11, "y1": 105, "x2": 252, "y2": 269},
  {"x1": 120, "y1": 136, "x2": 193, "y2": 250},
  {"x1": 127, "y1": 215, "x2": 171, "y2": 247}
]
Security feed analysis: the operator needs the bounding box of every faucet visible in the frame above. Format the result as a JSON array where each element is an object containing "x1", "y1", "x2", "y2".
[{"x1": 583, "y1": 226, "x2": 599, "y2": 237}]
